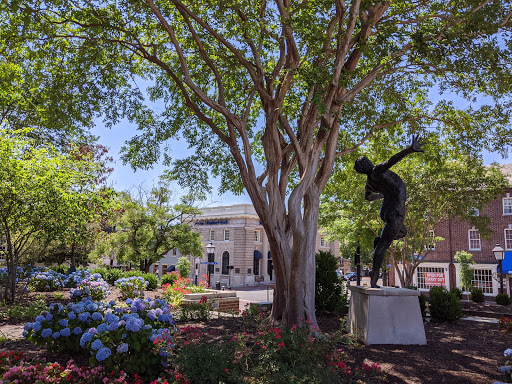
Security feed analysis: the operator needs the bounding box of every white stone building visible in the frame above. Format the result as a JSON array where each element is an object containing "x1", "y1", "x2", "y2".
[{"x1": 189, "y1": 204, "x2": 340, "y2": 288}]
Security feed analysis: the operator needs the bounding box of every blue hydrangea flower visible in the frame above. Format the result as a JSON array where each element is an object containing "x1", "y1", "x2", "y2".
[
  {"x1": 121, "y1": 333, "x2": 127, "y2": 339},
  {"x1": 97, "y1": 323, "x2": 109, "y2": 333},
  {"x1": 59, "y1": 319, "x2": 68, "y2": 327},
  {"x1": 126, "y1": 298, "x2": 133, "y2": 305},
  {"x1": 80, "y1": 332, "x2": 93, "y2": 347},
  {"x1": 60, "y1": 328, "x2": 71, "y2": 337},
  {"x1": 104, "y1": 313, "x2": 119, "y2": 324},
  {"x1": 126, "y1": 317, "x2": 144, "y2": 332},
  {"x1": 32, "y1": 322, "x2": 41, "y2": 332},
  {"x1": 147, "y1": 310, "x2": 156, "y2": 321},
  {"x1": 116, "y1": 343, "x2": 129, "y2": 353},
  {"x1": 78, "y1": 312, "x2": 90, "y2": 322},
  {"x1": 91, "y1": 339, "x2": 103, "y2": 350},
  {"x1": 96, "y1": 347, "x2": 111, "y2": 361},
  {"x1": 108, "y1": 322, "x2": 119, "y2": 331},
  {"x1": 73, "y1": 327, "x2": 82, "y2": 335},
  {"x1": 92, "y1": 312, "x2": 103, "y2": 321},
  {"x1": 158, "y1": 314, "x2": 170, "y2": 323},
  {"x1": 45, "y1": 314, "x2": 53, "y2": 321},
  {"x1": 35, "y1": 315, "x2": 45, "y2": 323},
  {"x1": 52, "y1": 331, "x2": 60, "y2": 339},
  {"x1": 41, "y1": 328, "x2": 52, "y2": 338},
  {"x1": 23, "y1": 322, "x2": 33, "y2": 331},
  {"x1": 86, "y1": 303, "x2": 99, "y2": 312},
  {"x1": 68, "y1": 312, "x2": 77, "y2": 320}
]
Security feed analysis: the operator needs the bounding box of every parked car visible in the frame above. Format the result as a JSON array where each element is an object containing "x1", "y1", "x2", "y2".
[{"x1": 343, "y1": 272, "x2": 357, "y2": 281}]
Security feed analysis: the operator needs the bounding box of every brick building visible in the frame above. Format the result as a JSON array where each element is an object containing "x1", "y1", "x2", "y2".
[
  {"x1": 190, "y1": 204, "x2": 340, "y2": 288},
  {"x1": 389, "y1": 164, "x2": 512, "y2": 297}
]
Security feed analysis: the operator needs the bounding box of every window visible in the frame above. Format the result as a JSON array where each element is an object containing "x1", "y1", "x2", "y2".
[
  {"x1": 209, "y1": 230, "x2": 215, "y2": 241},
  {"x1": 469, "y1": 207, "x2": 480, "y2": 216},
  {"x1": 425, "y1": 230, "x2": 435, "y2": 251},
  {"x1": 221, "y1": 251, "x2": 230, "y2": 275},
  {"x1": 254, "y1": 230, "x2": 261, "y2": 242},
  {"x1": 153, "y1": 265, "x2": 159, "y2": 274},
  {"x1": 172, "y1": 249, "x2": 177, "y2": 256},
  {"x1": 253, "y1": 258, "x2": 260, "y2": 275},
  {"x1": 416, "y1": 266, "x2": 445, "y2": 290},
  {"x1": 162, "y1": 264, "x2": 168, "y2": 275},
  {"x1": 506, "y1": 229, "x2": 512, "y2": 250},
  {"x1": 320, "y1": 237, "x2": 326, "y2": 247},
  {"x1": 504, "y1": 197, "x2": 512, "y2": 215},
  {"x1": 207, "y1": 253, "x2": 215, "y2": 274},
  {"x1": 224, "y1": 229, "x2": 230, "y2": 241},
  {"x1": 468, "y1": 229, "x2": 481, "y2": 251},
  {"x1": 472, "y1": 269, "x2": 493, "y2": 294}
]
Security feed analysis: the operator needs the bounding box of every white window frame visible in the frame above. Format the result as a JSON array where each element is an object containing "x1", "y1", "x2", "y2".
[
  {"x1": 416, "y1": 266, "x2": 446, "y2": 290},
  {"x1": 504, "y1": 197, "x2": 512, "y2": 215},
  {"x1": 209, "y1": 230, "x2": 215, "y2": 241},
  {"x1": 468, "y1": 229, "x2": 481, "y2": 251},
  {"x1": 425, "y1": 230, "x2": 435, "y2": 251},
  {"x1": 506, "y1": 228, "x2": 512, "y2": 250},
  {"x1": 472, "y1": 269, "x2": 493, "y2": 294},
  {"x1": 254, "y1": 230, "x2": 261, "y2": 242},
  {"x1": 224, "y1": 229, "x2": 230, "y2": 241}
]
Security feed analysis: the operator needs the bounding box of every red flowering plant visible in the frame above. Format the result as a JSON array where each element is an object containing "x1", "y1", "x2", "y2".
[
  {"x1": 162, "y1": 274, "x2": 208, "y2": 308},
  {"x1": 499, "y1": 316, "x2": 512, "y2": 333}
]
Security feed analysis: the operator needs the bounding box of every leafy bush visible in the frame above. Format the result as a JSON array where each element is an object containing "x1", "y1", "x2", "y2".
[
  {"x1": 170, "y1": 320, "x2": 385, "y2": 384},
  {"x1": 315, "y1": 250, "x2": 348, "y2": 313},
  {"x1": 450, "y1": 287, "x2": 463, "y2": 300},
  {"x1": 103, "y1": 268, "x2": 124, "y2": 286},
  {"x1": 0, "y1": 300, "x2": 48, "y2": 322},
  {"x1": 429, "y1": 286, "x2": 463, "y2": 322},
  {"x1": 124, "y1": 270, "x2": 145, "y2": 278},
  {"x1": 142, "y1": 273, "x2": 158, "y2": 290},
  {"x1": 470, "y1": 287, "x2": 485, "y2": 303},
  {"x1": 160, "y1": 272, "x2": 179, "y2": 286},
  {"x1": 178, "y1": 296, "x2": 211, "y2": 321},
  {"x1": 29, "y1": 270, "x2": 64, "y2": 292},
  {"x1": 24, "y1": 297, "x2": 175, "y2": 381},
  {"x1": 496, "y1": 293, "x2": 511, "y2": 306},
  {"x1": 115, "y1": 276, "x2": 148, "y2": 299},
  {"x1": 69, "y1": 272, "x2": 110, "y2": 302},
  {"x1": 48, "y1": 265, "x2": 67, "y2": 275}
]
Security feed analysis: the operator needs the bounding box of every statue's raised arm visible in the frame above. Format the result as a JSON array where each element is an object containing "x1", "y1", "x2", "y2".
[{"x1": 374, "y1": 135, "x2": 424, "y2": 174}]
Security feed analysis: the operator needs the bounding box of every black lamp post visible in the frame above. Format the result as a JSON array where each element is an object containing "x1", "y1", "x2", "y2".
[
  {"x1": 206, "y1": 242, "x2": 215, "y2": 288},
  {"x1": 493, "y1": 243, "x2": 505, "y2": 295}
]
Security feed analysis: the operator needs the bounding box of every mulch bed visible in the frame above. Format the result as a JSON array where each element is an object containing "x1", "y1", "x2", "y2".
[{"x1": 2, "y1": 291, "x2": 512, "y2": 383}]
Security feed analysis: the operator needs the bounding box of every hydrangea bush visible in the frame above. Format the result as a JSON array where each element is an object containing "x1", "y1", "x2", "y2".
[
  {"x1": 29, "y1": 269, "x2": 65, "y2": 292},
  {"x1": 24, "y1": 297, "x2": 176, "y2": 379},
  {"x1": 115, "y1": 276, "x2": 149, "y2": 299}
]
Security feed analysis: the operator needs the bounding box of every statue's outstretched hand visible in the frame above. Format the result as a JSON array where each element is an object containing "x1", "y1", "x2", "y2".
[{"x1": 410, "y1": 135, "x2": 424, "y2": 153}]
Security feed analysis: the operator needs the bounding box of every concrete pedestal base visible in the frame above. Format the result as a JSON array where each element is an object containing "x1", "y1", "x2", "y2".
[{"x1": 347, "y1": 286, "x2": 427, "y2": 345}]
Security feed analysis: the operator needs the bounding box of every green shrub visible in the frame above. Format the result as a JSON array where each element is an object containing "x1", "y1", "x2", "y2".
[
  {"x1": 48, "y1": 265, "x2": 67, "y2": 274},
  {"x1": 178, "y1": 298, "x2": 211, "y2": 321},
  {"x1": 102, "y1": 268, "x2": 124, "y2": 286},
  {"x1": 160, "y1": 273, "x2": 179, "y2": 286},
  {"x1": 0, "y1": 300, "x2": 48, "y2": 322},
  {"x1": 124, "y1": 270, "x2": 145, "y2": 278},
  {"x1": 142, "y1": 273, "x2": 158, "y2": 290},
  {"x1": 496, "y1": 293, "x2": 511, "y2": 306},
  {"x1": 315, "y1": 250, "x2": 348, "y2": 313},
  {"x1": 176, "y1": 256, "x2": 192, "y2": 278},
  {"x1": 429, "y1": 286, "x2": 463, "y2": 322},
  {"x1": 470, "y1": 287, "x2": 485, "y2": 303},
  {"x1": 450, "y1": 287, "x2": 463, "y2": 300}
]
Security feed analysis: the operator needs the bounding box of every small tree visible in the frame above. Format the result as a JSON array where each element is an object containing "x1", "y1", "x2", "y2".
[
  {"x1": 315, "y1": 250, "x2": 348, "y2": 313},
  {"x1": 176, "y1": 256, "x2": 192, "y2": 279},
  {"x1": 454, "y1": 251, "x2": 475, "y2": 293}
]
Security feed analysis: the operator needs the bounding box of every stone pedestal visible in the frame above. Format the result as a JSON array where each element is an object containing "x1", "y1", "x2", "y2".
[{"x1": 347, "y1": 286, "x2": 427, "y2": 345}]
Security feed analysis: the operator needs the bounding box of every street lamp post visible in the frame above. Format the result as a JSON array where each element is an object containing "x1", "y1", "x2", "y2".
[
  {"x1": 493, "y1": 243, "x2": 505, "y2": 295},
  {"x1": 227, "y1": 265, "x2": 234, "y2": 289},
  {"x1": 206, "y1": 242, "x2": 215, "y2": 288}
]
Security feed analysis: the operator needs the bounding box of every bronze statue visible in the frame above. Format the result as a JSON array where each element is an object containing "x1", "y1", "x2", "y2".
[{"x1": 354, "y1": 135, "x2": 424, "y2": 288}]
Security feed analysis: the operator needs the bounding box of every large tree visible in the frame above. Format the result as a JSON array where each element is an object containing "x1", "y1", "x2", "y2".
[
  {"x1": 320, "y1": 133, "x2": 509, "y2": 287},
  {"x1": 91, "y1": 183, "x2": 204, "y2": 272},
  {"x1": 5, "y1": 0, "x2": 512, "y2": 326}
]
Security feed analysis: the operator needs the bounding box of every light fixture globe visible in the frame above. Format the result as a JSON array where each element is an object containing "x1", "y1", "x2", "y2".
[
  {"x1": 206, "y1": 242, "x2": 215, "y2": 254},
  {"x1": 493, "y1": 244, "x2": 505, "y2": 261}
]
